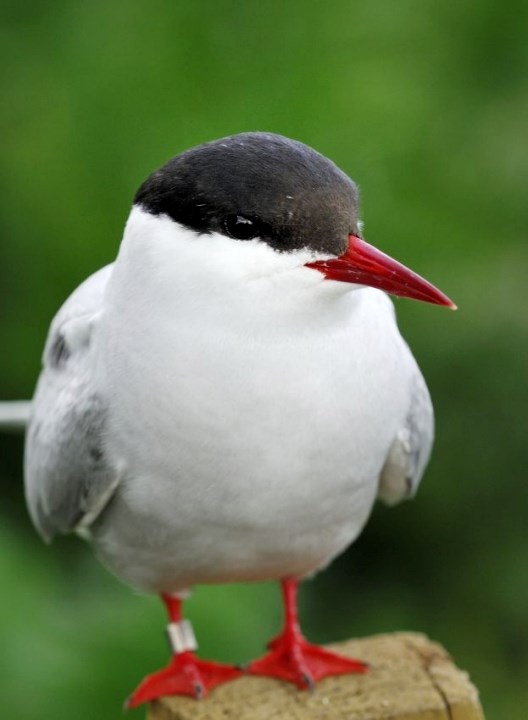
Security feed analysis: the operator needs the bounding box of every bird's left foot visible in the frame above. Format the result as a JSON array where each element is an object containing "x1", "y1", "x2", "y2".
[
  {"x1": 126, "y1": 651, "x2": 243, "y2": 707},
  {"x1": 126, "y1": 604, "x2": 243, "y2": 707},
  {"x1": 248, "y1": 628, "x2": 368, "y2": 689}
]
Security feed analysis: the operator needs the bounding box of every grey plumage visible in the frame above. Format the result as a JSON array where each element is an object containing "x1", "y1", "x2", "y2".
[
  {"x1": 377, "y1": 370, "x2": 434, "y2": 506},
  {"x1": 24, "y1": 265, "x2": 120, "y2": 541}
]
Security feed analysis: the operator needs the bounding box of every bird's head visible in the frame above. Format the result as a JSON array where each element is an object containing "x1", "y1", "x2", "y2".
[{"x1": 125, "y1": 132, "x2": 455, "y2": 308}]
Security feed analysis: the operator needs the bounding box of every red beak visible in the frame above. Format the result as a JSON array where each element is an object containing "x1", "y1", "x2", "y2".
[{"x1": 306, "y1": 235, "x2": 456, "y2": 308}]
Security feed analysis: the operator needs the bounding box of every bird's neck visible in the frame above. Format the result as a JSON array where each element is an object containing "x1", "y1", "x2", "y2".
[{"x1": 104, "y1": 208, "x2": 360, "y2": 335}]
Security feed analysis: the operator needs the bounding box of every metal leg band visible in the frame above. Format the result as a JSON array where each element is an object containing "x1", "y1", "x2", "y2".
[{"x1": 166, "y1": 619, "x2": 198, "y2": 654}]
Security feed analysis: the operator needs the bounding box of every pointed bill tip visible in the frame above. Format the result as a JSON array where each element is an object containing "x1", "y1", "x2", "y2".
[
  {"x1": 427, "y1": 291, "x2": 457, "y2": 310},
  {"x1": 430, "y1": 288, "x2": 457, "y2": 310},
  {"x1": 307, "y1": 235, "x2": 457, "y2": 311}
]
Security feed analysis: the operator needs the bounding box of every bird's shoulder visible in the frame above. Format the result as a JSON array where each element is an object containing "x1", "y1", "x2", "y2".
[{"x1": 42, "y1": 264, "x2": 113, "y2": 370}]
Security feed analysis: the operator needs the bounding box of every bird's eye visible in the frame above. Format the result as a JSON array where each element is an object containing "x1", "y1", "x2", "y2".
[{"x1": 223, "y1": 214, "x2": 260, "y2": 241}]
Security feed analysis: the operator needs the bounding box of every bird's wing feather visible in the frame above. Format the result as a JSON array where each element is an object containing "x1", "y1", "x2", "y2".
[
  {"x1": 377, "y1": 367, "x2": 434, "y2": 506},
  {"x1": 24, "y1": 264, "x2": 120, "y2": 541}
]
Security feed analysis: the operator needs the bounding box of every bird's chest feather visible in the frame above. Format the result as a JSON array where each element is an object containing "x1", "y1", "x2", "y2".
[{"x1": 99, "y1": 284, "x2": 410, "y2": 533}]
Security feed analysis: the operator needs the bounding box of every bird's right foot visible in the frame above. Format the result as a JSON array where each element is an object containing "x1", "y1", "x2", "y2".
[{"x1": 126, "y1": 651, "x2": 243, "y2": 707}]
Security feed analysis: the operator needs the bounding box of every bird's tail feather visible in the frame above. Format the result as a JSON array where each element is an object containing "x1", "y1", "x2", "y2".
[{"x1": 0, "y1": 401, "x2": 32, "y2": 432}]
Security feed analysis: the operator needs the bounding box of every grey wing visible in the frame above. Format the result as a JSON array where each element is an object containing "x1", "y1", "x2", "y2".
[
  {"x1": 377, "y1": 369, "x2": 434, "y2": 506},
  {"x1": 24, "y1": 265, "x2": 120, "y2": 541}
]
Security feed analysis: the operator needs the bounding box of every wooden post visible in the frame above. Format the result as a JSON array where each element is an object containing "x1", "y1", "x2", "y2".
[{"x1": 147, "y1": 632, "x2": 485, "y2": 719}]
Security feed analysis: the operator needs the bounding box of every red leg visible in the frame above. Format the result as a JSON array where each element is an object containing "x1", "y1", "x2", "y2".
[
  {"x1": 248, "y1": 578, "x2": 368, "y2": 689},
  {"x1": 126, "y1": 593, "x2": 243, "y2": 708}
]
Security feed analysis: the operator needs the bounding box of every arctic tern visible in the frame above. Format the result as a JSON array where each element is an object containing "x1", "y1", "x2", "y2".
[{"x1": 17, "y1": 132, "x2": 455, "y2": 705}]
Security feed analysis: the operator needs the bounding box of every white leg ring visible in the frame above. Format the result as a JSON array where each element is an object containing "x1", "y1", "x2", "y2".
[{"x1": 166, "y1": 619, "x2": 198, "y2": 654}]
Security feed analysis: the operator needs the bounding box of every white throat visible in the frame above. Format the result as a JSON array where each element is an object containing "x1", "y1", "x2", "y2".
[{"x1": 105, "y1": 206, "x2": 362, "y2": 333}]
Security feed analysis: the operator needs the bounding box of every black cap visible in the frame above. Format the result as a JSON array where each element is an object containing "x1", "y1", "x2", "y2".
[{"x1": 134, "y1": 132, "x2": 360, "y2": 256}]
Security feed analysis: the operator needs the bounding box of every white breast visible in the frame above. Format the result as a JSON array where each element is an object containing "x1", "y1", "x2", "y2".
[{"x1": 91, "y1": 210, "x2": 415, "y2": 593}]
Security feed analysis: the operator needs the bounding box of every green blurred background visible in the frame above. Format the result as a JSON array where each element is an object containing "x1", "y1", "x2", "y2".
[{"x1": 1, "y1": 1, "x2": 527, "y2": 718}]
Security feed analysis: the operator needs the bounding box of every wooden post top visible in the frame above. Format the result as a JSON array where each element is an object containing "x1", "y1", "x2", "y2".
[{"x1": 147, "y1": 632, "x2": 485, "y2": 720}]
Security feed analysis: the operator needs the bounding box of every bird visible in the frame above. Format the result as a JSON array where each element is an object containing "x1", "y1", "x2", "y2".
[{"x1": 21, "y1": 131, "x2": 455, "y2": 707}]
